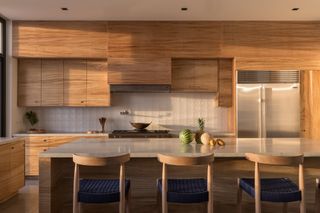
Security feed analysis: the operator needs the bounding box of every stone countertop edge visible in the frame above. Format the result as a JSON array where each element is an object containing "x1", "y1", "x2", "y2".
[
  {"x1": 12, "y1": 133, "x2": 109, "y2": 137},
  {"x1": 38, "y1": 137, "x2": 320, "y2": 158}
]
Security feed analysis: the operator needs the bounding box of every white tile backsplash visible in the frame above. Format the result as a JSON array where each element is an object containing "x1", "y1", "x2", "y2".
[{"x1": 20, "y1": 93, "x2": 232, "y2": 133}]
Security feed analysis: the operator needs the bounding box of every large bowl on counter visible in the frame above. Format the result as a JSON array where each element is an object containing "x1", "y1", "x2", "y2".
[{"x1": 130, "y1": 122, "x2": 151, "y2": 131}]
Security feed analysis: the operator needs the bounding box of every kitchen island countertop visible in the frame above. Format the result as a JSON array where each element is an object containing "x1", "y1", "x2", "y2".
[{"x1": 40, "y1": 137, "x2": 320, "y2": 158}]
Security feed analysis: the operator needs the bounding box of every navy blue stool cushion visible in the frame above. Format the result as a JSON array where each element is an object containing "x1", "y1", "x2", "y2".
[
  {"x1": 78, "y1": 179, "x2": 130, "y2": 203},
  {"x1": 157, "y1": 178, "x2": 208, "y2": 203},
  {"x1": 239, "y1": 178, "x2": 301, "y2": 203}
]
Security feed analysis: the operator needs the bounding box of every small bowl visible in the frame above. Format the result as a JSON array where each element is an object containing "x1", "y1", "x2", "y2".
[{"x1": 130, "y1": 122, "x2": 151, "y2": 130}]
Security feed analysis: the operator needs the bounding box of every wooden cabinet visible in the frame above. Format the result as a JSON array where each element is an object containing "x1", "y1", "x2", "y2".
[
  {"x1": 218, "y1": 59, "x2": 234, "y2": 107},
  {"x1": 18, "y1": 59, "x2": 110, "y2": 107},
  {"x1": 18, "y1": 59, "x2": 41, "y2": 106},
  {"x1": 63, "y1": 60, "x2": 87, "y2": 106},
  {"x1": 0, "y1": 140, "x2": 25, "y2": 203},
  {"x1": 87, "y1": 60, "x2": 110, "y2": 106},
  {"x1": 25, "y1": 137, "x2": 49, "y2": 176},
  {"x1": 41, "y1": 59, "x2": 64, "y2": 106},
  {"x1": 171, "y1": 59, "x2": 218, "y2": 92},
  {"x1": 13, "y1": 21, "x2": 108, "y2": 58},
  {"x1": 25, "y1": 136, "x2": 106, "y2": 176},
  {"x1": 300, "y1": 70, "x2": 320, "y2": 139},
  {"x1": 108, "y1": 58, "x2": 171, "y2": 84}
]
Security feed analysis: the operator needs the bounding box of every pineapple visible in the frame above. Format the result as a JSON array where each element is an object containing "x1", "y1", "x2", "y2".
[{"x1": 195, "y1": 118, "x2": 205, "y2": 144}]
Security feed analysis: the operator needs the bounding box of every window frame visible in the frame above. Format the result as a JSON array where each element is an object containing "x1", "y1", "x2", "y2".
[{"x1": 0, "y1": 17, "x2": 6, "y2": 137}]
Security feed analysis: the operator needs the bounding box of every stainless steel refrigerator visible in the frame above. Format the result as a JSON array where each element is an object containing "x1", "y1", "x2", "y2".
[{"x1": 237, "y1": 70, "x2": 300, "y2": 138}]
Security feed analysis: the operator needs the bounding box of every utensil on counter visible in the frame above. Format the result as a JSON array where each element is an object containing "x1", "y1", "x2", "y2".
[
  {"x1": 130, "y1": 122, "x2": 152, "y2": 131},
  {"x1": 99, "y1": 117, "x2": 107, "y2": 133}
]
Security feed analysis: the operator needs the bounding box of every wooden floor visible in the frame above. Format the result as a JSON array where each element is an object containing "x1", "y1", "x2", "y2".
[{"x1": 0, "y1": 179, "x2": 38, "y2": 213}]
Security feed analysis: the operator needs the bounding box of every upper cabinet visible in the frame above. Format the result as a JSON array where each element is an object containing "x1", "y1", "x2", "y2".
[
  {"x1": 108, "y1": 58, "x2": 171, "y2": 84},
  {"x1": 41, "y1": 59, "x2": 64, "y2": 106},
  {"x1": 171, "y1": 59, "x2": 218, "y2": 92},
  {"x1": 218, "y1": 59, "x2": 234, "y2": 107},
  {"x1": 18, "y1": 59, "x2": 110, "y2": 107},
  {"x1": 87, "y1": 60, "x2": 110, "y2": 107},
  {"x1": 63, "y1": 60, "x2": 87, "y2": 106},
  {"x1": 18, "y1": 59, "x2": 41, "y2": 106},
  {"x1": 13, "y1": 21, "x2": 108, "y2": 58}
]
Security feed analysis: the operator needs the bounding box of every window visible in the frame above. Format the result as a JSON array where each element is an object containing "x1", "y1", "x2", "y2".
[{"x1": 0, "y1": 17, "x2": 6, "y2": 137}]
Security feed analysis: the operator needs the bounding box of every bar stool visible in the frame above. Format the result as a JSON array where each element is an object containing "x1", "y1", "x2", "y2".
[
  {"x1": 72, "y1": 153, "x2": 130, "y2": 213},
  {"x1": 237, "y1": 153, "x2": 305, "y2": 213},
  {"x1": 157, "y1": 153, "x2": 214, "y2": 213}
]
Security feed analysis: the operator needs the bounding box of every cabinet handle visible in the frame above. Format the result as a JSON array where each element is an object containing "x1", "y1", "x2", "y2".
[
  {"x1": 43, "y1": 139, "x2": 47, "y2": 142},
  {"x1": 81, "y1": 101, "x2": 85, "y2": 103},
  {"x1": 11, "y1": 146, "x2": 14, "y2": 149},
  {"x1": 43, "y1": 149, "x2": 47, "y2": 152}
]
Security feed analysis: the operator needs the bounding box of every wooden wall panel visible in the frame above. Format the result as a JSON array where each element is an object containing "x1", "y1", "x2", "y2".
[
  {"x1": 13, "y1": 21, "x2": 108, "y2": 58},
  {"x1": 171, "y1": 59, "x2": 218, "y2": 92},
  {"x1": 63, "y1": 60, "x2": 87, "y2": 106},
  {"x1": 108, "y1": 58, "x2": 171, "y2": 84},
  {"x1": 18, "y1": 59, "x2": 41, "y2": 106},
  {"x1": 108, "y1": 21, "x2": 222, "y2": 58},
  {"x1": 86, "y1": 60, "x2": 110, "y2": 106},
  {"x1": 300, "y1": 70, "x2": 320, "y2": 139},
  {"x1": 41, "y1": 59, "x2": 64, "y2": 106},
  {"x1": 12, "y1": 21, "x2": 320, "y2": 70},
  {"x1": 221, "y1": 21, "x2": 320, "y2": 58},
  {"x1": 218, "y1": 59, "x2": 234, "y2": 107}
]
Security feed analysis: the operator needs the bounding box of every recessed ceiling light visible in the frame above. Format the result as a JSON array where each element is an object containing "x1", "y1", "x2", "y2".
[
  {"x1": 61, "y1": 7, "x2": 69, "y2": 11},
  {"x1": 181, "y1": 7, "x2": 188, "y2": 11},
  {"x1": 292, "y1": 7, "x2": 299, "y2": 11}
]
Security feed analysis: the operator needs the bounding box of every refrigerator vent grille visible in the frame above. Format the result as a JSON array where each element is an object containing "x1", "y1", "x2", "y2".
[{"x1": 237, "y1": 70, "x2": 300, "y2": 83}]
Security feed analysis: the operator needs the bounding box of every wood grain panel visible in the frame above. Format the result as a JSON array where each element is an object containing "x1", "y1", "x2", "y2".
[
  {"x1": 221, "y1": 21, "x2": 320, "y2": 58},
  {"x1": 0, "y1": 140, "x2": 25, "y2": 203},
  {"x1": 108, "y1": 58, "x2": 171, "y2": 84},
  {"x1": 63, "y1": 60, "x2": 87, "y2": 106},
  {"x1": 218, "y1": 59, "x2": 234, "y2": 107},
  {"x1": 171, "y1": 59, "x2": 218, "y2": 92},
  {"x1": 18, "y1": 59, "x2": 41, "y2": 106},
  {"x1": 13, "y1": 21, "x2": 108, "y2": 58},
  {"x1": 0, "y1": 143, "x2": 12, "y2": 202},
  {"x1": 9, "y1": 141, "x2": 25, "y2": 196},
  {"x1": 25, "y1": 137, "x2": 49, "y2": 176},
  {"x1": 300, "y1": 70, "x2": 320, "y2": 139},
  {"x1": 108, "y1": 21, "x2": 221, "y2": 58},
  {"x1": 86, "y1": 60, "x2": 110, "y2": 106},
  {"x1": 41, "y1": 59, "x2": 64, "y2": 106}
]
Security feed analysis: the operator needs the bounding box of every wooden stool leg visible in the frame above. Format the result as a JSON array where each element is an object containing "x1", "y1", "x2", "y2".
[
  {"x1": 282, "y1": 203, "x2": 287, "y2": 213},
  {"x1": 237, "y1": 178, "x2": 242, "y2": 213},
  {"x1": 162, "y1": 164, "x2": 168, "y2": 213}
]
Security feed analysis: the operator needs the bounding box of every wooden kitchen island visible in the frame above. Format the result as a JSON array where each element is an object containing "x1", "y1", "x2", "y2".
[{"x1": 39, "y1": 138, "x2": 320, "y2": 213}]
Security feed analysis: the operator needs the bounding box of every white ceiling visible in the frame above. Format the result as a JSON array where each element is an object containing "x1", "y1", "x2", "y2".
[{"x1": 0, "y1": 0, "x2": 319, "y2": 21}]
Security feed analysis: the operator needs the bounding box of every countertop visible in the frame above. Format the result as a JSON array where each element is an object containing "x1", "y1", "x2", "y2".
[
  {"x1": 0, "y1": 137, "x2": 24, "y2": 145},
  {"x1": 13, "y1": 133, "x2": 109, "y2": 137},
  {"x1": 40, "y1": 137, "x2": 320, "y2": 158}
]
